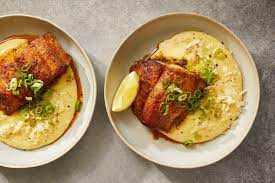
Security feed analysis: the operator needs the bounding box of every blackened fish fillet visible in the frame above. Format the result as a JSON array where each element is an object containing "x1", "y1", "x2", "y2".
[
  {"x1": 0, "y1": 33, "x2": 72, "y2": 115},
  {"x1": 130, "y1": 59, "x2": 206, "y2": 132}
]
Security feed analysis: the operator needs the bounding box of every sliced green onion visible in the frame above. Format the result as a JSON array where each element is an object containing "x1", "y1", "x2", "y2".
[
  {"x1": 25, "y1": 96, "x2": 32, "y2": 101},
  {"x1": 166, "y1": 94, "x2": 175, "y2": 102},
  {"x1": 166, "y1": 83, "x2": 176, "y2": 93},
  {"x1": 75, "y1": 100, "x2": 81, "y2": 111},
  {"x1": 178, "y1": 93, "x2": 187, "y2": 102},
  {"x1": 44, "y1": 89, "x2": 53, "y2": 98},
  {"x1": 214, "y1": 48, "x2": 226, "y2": 60},
  {"x1": 45, "y1": 103, "x2": 55, "y2": 113},
  {"x1": 28, "y1": 74, "x2": 34, "y2": 80},
  {"x1": 20, "y1": 107, "x2": 30, "y2": 119},
  {"x1": 22, "y1": 62, "x2": 31, "y2": 71},
  {"x1": 28, "y1": 102, "x2": 35, "y2": 108},
  {"x1": 35, "y1": 106, "x2": 43, "y2": 115},
  {"x1": 9, "y1": 78, "x2": 18, "y2": 90},
  {"x1": 162, "y1": 79, "x2": 169, "y2": 88},
  {"x1": 194, "y1": 90, "x2": 202, "y2": 98},
  {"x1": 24, "y1": 79, "x2": 34, "y2": 86},
  {"x1": 163, "y1": 104, "x2": 169, "y2": 116},
  {"x1": 22, "y1": 112, "x2": 30, "y2": 119},
  {"x1": 17, "y1": 79, "x2": 23, "y2": 87},
  {"x1": 159, "y1": 102, "x2": 165, "y2": 112},
  {"x1": 199, "y1": 67, "x2": 215, "y2": 84},
  {"x1": 5, "y1": 85, "x2": 11, "y2": 91},
  {"x1": 183, "y1": 140, "x2": 193, "y2": 146},
  {"x1": 30, "y1": 80, "x2": 44, "y2": 93},
  {"x1": 12, "y1": 90, "x2": 20, "y2": 95},
  {"x1": 16, "y1": 71, "x2": 27, "y2": 79},
  {"x1": 173, "y1": 87, "x2": 183, "y2": 93},
  {"x1": 202, "y1": 58, "x2": 215, "y2": 69}
]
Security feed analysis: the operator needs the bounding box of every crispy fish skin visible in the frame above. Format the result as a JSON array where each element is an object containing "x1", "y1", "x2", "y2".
[
  {"x1": 130, "y1": 60, "x2": 165, "y2": 119},
  {"x1": 130, "y1": 59, "x2": 206, "y2": 132},
  {"x1": 0, "y1": 33, "x2": 71, "y2": 115}
]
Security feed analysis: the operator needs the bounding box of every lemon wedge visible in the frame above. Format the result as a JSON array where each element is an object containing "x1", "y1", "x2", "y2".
[{"x1": 112, "y1": 71, "x2": 140, "y2": 112}]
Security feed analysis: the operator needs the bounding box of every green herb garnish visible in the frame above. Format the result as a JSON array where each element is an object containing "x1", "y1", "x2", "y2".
[
  {"x1": 160, "y1": 78, "x2": 204, "y2": 115},
  {"x1": 162, "y1": 79, "x2": 169, "y2": 88},
  {"x1": 35, "y1": 106, "x2": 43, "y2": 115},
  {"x1": 183, "y1": 140, "x2": 193, "y2": 146},
  {"x1": 8, "y1": 68, "x2": 44, "y2": 97},
  {"x1": 21, "y1": 62, "x2": 31, "y2": 71},
  {"x1": 199, "y1": 67, "x2": 215, "y2": 85},
  {"x1": 25, "y1": 96, "x2": 33, "y2": 101},
  {"x1": 163, "y1": 104, "x2": 169, "y2": 116},
  {"x1": 44, "y1": 103, "x2": 55, "y2": 113},
  {"x1": 184, "y1": 90, "x2": 204, "y2": 112},
  {"x1": 12, "y1": 90, "x2": 20, "y2": 95},
  {"x1": 213, "y1": 48, "x2": 226, "y2": 60},
  {"x1": 75, "y1": 100, "x2": 82, "y2": 111},
  {"x1": 16, "y1": 71, "x2": 27, "y2": 79},
  {"x1": 178, "y1": 93, "x2": 187, "y2": 102},
  {"x1": 30, "y1": 80, "x2": 44, "y2": 94},
  {"x1": 196, "y1": 56, "x2": 217, "y2": 85}
]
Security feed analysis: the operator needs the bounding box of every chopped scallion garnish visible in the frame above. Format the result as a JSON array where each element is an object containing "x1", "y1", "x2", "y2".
[
  {"x1": 178, "y1": 93, "x2": 187, "y2": 102},
  {"x1": 75, "y1": 100, "x2": 82, "y2": 111},
  {"x1": 35, "y1": 106, "x2": 43, "y2": 115},
  {"x1": 10, "y1": 78, "x2": 18, "y2": 90},
  {"x1": 163, "y1": 104, "x2": 169, "y2": 116},
  {"x1": 25, "y1": 96, "x2": 33, "y2": 101},
  {"x1": 213, "y1": 48, "x2": 226, "y2": 60},
  {"x1": 162, "y1": 79, "x2": 169, "y2": 88},
  {"x1": 183, "y1": 140, "x2": 193, "y2": 146},
  {"x1": 22, "y1": 62, "x2": 31, "y2": 71},
  {"x1": 45, "y1": 103, "x2": 55, "y2": 113},
  {"x1": 30, "y1": 80, "x2": 44, "y2": 94},
  {"x1": 12, "y1": 90, "x2": 20, "y2": 95},
  {"x1": 16, "y1": 71, "x2": 27, "y2": 79}
]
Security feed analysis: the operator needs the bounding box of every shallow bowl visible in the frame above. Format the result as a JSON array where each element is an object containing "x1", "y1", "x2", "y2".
[
  {"x1": 105, "y1": 13, "x2": 260, "y2": 168},
  {"x1": 0, "y1": 14, "x2": 97, "y2": 168}
]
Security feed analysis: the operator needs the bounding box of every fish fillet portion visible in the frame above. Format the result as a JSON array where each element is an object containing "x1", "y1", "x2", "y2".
[
  {"x1": 0, "y1": 33, "x2": 72, "y2": 115},
  {"x1": 130, "y1": 59, "x2": 206, "y2": 132}
]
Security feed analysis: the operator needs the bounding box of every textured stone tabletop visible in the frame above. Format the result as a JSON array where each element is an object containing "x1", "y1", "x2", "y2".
[{"x1": 0, "y1": 0, "x2": 274, "y2": 183}]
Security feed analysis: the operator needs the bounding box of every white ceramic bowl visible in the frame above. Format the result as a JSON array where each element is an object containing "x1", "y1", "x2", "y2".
[
  {"x1": 0, "y1": 15, "x2": 97, "y2": 168},
  {"x1": 105, "y1": 13, "x2": 260, "y2": 168}
]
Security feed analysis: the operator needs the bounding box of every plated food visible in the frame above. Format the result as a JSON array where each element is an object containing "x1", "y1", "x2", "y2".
[
  {"x1": 0, "y1": 15, "x2": 96, "y2": 168},
  {"x1": 112, "y1": 31, "x2": 244, "y2": 145},
  {"x1": 105, "y1": 13, "x2": 259, "y2": 168},
  {"x1": 0, "y1": 33, "x2": 82, "y2": 150}
]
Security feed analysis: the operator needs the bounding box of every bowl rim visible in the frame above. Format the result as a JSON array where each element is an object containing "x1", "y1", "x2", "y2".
[
  {"x1": 104, "y1": 12, "x2": 260, "y2": 169},
  {"x1": 0, "y1": 14, "x2": 97, "y2": 168}
]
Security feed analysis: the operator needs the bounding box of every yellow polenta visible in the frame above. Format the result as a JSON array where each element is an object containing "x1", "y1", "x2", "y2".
[
  {"x1": 0, "y1": 39, "x2": 77, "y2": 150},
  {"x1": 151, "y1": 31, "x2": 244, "y2": 143}
]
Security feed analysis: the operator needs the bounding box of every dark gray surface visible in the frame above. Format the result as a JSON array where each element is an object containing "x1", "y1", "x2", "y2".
[{"x1": 0, "y1": 0, "x2": 274, "y2": 183}]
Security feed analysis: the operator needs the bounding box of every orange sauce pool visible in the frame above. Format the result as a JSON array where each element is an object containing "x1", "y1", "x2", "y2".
[
  {"x1": 0, "y1": 34, "x2": 83, "y2": 142},
  {"x1": 151, "y1": 129, "x2": 181, "y2": 144}
]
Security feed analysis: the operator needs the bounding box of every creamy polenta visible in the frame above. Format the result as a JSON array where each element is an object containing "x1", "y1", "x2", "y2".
[{"x1": 151, "y1": 31, "x2": 244, "y2": 143}]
